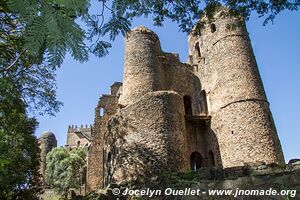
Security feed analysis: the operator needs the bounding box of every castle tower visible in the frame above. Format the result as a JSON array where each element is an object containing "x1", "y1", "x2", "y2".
[
  {"x1": 120, "y1": 26, "x2": 164, "y2": 106},
  {"x1": 188, "y1": 7, "x2": 284, "y2": 167},
  {"x1": 38, "y1": 131, "x2": 57, "y2": 185},
  {"x1": 104, "y1": 91, "x2": 189, "y2": 185}
]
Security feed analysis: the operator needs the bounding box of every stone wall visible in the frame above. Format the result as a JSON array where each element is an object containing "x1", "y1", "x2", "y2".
[
  {"x1": 160, "y1": 53, "x2": 203, "y2": 116},
  {"x1": 90, "y1": 161, "x2": 300, "y2": 200},
  {"x1": 103, "y1": 91, "x2": 189, "y2": 185},
  {"x1": 182, "y1": 162, "x2": 300, "y2": 200},
  {"x1": 120, "y1": 26, "x2": 164, "y2": 106},
  {"x1": 84, "y1": 7, "x2": 285, "y2": 191},
  {"x1": 188, "y1": 7, "x2": 284, "y2": 168},
  {"x1": 120, "y1": 26, "x2": 205, "y2": 116},
  {"x1": 86, "y1": 82, "x2": 121, "y2": 191},
  {"x1": 66, "y1": 126, "x2": 92, "y2": 148}
]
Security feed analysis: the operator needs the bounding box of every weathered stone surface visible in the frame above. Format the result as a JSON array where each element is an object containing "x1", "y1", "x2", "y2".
[
  {"x1": 86, "y1": 82, "x2": 122, "y2": 191},
  {"x1": 83, "y1": 6, "x2": 285, "y2": 191},
  {"x1": 104, "y1": 91, "x2": 189, "y2": 184},
  {"x1": 189, "y1": 7, "x2": 284, "y2": 168},
  {"x1": 198, "y1": 170, "x2": 300, "y2": 199}
]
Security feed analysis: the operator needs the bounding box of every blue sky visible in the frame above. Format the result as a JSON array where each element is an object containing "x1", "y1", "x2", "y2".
[{"x1": 35, "y1": 8, "x2": 300, "y2": 162}]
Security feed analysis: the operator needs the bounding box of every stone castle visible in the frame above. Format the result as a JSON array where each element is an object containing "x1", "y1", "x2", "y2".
[{"x1": 40, "y1": 7, "x2": 285, "y2": 192}]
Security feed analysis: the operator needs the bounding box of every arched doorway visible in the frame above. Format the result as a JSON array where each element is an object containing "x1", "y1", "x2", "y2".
[
  {"x1": 184, "y1": 95, "x2": 193, "y2": 116},
  {"x1": 190, "y1": 152, "x2": 202, "y2": 171}
]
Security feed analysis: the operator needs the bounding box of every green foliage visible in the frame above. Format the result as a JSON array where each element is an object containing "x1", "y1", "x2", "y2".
[
  {"x1": 2, "y1": 0, "x2": 299, "y2": 71},
  {"x1": 38, "y1": 189, "x2": 63, "y2": 200},
  {"x1": 0, "y1": 79, "x2": 41, "y2": 199},
  {"x1": 1, "y1": 1, "x2": 63, "y2": 116},
  {"x1": 86, "y1": 0, "x2": 300, "y2": 42},
  {"x1": 1, "y1": 64, "x2": 62, "y2": 116},
  {"x1": 45, "y1": 147, "x2": 86, "y2": 196},
  {"x1": 0, "y1": 1, "x2": 298, "y2": 199},
  {"x1": 0, "y1": 6, "x2": 63, "y2": 197},
  {"x1": 5, "y1": 0, "x2": 90, "y2": 68}
]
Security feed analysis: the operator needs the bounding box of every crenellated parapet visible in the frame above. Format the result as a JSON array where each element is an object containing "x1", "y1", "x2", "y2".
[
  {"x1": 68, "y1": 124, "x2": 93, "y2": 134},
  {"x1": 66, "y1": 125, "x2": 92, "y2": 148}
]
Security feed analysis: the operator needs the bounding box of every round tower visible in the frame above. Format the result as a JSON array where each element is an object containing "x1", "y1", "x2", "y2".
[
  {"x1": 39, "y1": 131, "x2": 57, "y2": 184},
  {"x1": 189, "y1": 7, "x2": 284, "y2": 167},
  {"x1": 120, "y1": 26, "x2": 163, "y2": 106}
]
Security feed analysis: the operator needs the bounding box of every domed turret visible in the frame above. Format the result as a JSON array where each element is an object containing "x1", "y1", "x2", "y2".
[
  {"x1": 41, "y1": 130, "x2": 55, "y2": 138},
  {"x1": 119, "y1": 26, "x2": 164, "y2": 106}
]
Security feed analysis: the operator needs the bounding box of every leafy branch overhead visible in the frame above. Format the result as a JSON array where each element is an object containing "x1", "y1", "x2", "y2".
[{"x1": 3, "y1": 0, "x2": 299, "y2": 69}]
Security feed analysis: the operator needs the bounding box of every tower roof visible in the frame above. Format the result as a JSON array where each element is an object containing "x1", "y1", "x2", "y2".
[
  {"x1": 41, "y1": 131, "x2": 56, "y2": 139},
  {"x1": 127, "y1": 26, "x2": 159, "y2": 40}
]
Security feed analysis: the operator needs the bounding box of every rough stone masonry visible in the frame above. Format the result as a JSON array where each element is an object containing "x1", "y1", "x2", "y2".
[{"x1": 41, "y1": 7, "x2": 285, "y2": 192}]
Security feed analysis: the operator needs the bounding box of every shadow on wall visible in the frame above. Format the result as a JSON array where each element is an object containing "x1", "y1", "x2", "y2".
[
  {"x1": 186, "y1": 117, "x2": 223, "y2": 170},
  {"x1": 207, "y1": 123, "x2": 223, "y2": 169},
  {"x1": 102, "y1": 92, "x2": 226, "y2": 186},
  {"x1": 104, "y1": 122, "x2": 224, "y2": 186},
  {"x1": 103, "y1": 113, "x2": 187, "y2": 186}
]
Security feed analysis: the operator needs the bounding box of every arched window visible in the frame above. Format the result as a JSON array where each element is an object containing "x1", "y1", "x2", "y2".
[
  {"x1": 183, "y1": 95, "x2": 193, "y2": 116},
  {"x1": 211, "y1": 23, "x2": 216, "y2": 33},
  {"x1": 77, "y1": 141, "x2": 80, "y2": 147},
  {"x1": 208, "y1": 150, "x2": 215, "y2": 167},
  {"x1": 99, "y1": 107, "x2": 104, "y2": 116},
  {"x1": 195, "y1": 42, "x2": 201, "y2": 57},
  {"x1": 200, "y1": 90, "x2": 208, "y2": 116},
  {"x1": 190, "y1": 152, "x2": 203, "y2": 171}
]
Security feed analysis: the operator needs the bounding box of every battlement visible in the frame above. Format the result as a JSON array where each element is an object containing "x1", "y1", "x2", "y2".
[
  {"x1": 66, "y1": 125, "x2": 92, "y2": 148},
  {"x1": 68, "y1": 124, "x2": 92, "y2": 134}
]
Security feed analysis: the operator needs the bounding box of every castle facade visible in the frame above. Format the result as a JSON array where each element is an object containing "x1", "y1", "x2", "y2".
[{"x1": 64, "y1": 8, "x2": 284, "y2": 191}]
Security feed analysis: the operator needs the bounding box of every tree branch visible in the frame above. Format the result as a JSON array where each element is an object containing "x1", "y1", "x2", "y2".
[{"x1": 2, "y1": 49, "x2": 26, "y2": 72}]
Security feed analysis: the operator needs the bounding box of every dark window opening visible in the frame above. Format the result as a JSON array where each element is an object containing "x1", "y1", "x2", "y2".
[
  {"x1": 208, "y1": 150, "x2": 215, "y2": 167},
  {"x1": 195, "y1": 42, "x2": 201, "y2": 57},
  {"x1": 77, "y1": 141, "x2": 80, "y2": 147},
  {"x1": 211, "y1": 23, "x2": 216, "y2": 33},
  {"x1": 107, "y1": 152, "x2": 112, "y2": 162},
  {"x1": 190, "y1": 152, "x2": 203, "y2": 171},
  {"x1": 184, "y1": 95, "x2": 193, "y2": 116},
  {"x1": 200, "y1": 90, "x2": 208, "y2": 116}
]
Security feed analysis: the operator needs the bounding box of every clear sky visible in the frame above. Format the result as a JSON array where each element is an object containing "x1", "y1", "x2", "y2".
[{"x1": 35, "y1": 6, "x2": 300, "y2": 162}]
